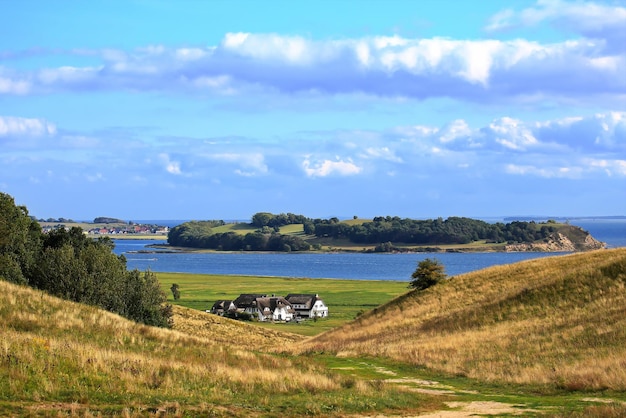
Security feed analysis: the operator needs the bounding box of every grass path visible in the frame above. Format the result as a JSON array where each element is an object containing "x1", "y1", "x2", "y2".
[{"x1": 316, "y1": 355, "x2": 626, "y2": 416}]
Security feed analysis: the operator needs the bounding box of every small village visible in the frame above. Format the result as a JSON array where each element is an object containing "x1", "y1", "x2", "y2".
[
  {"x1": 86, "y1": 225, "x2": 169, "y2": 236},
  {"x1": 37, "y1": 222, "x2": 169, "y2": 236},
  {"x1": 209, "y1": 293, "x2": 328, "y2": 323}
]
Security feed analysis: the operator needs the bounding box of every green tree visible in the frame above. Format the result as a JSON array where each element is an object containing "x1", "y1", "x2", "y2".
[
  {"x1": 123, "y1": 269, "x2": 172, "y2": 327},
  {"x1": 0, "y1": 192, "x2": 42, "y2": 284},
  {"x1": 170, "y1": 283, "x2": 181, "y2": 300},
  {"x1": 251, "y1": 212, "x2": 274, "y2": 227},
  {"x1": 409, "y1": 258, "x2": 446, "y2": 290}
]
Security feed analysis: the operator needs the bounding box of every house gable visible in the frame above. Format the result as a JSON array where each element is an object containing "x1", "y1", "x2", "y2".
[
  {"x1": 232, "y1": 294, "x2": 266, "y2": 309},
  {"x1": 254, "y1": 296, "x2": 295, "y2": 322},
  {"x1": 210, "y1": 299, "x2": 232, "y2": 315},
  {"x1": 285, "y1": 294, "x2": 328, "y2": 318}
]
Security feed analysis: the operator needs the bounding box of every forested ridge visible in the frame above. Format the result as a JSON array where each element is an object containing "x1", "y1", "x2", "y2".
[
  {"x1": 309, "y1": 215, "x2": 559, "y2": 245},
  {"x1": 167, "y1": 212, "x2": 598, "y2": 252}
]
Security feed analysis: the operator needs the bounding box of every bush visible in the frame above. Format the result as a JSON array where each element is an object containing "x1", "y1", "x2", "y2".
[{"x1": 409, "y1": 258, "x2": 446, "y2": 290}]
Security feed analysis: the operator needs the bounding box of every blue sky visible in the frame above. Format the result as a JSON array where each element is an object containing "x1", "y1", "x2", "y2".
[{"x1": 1, "y1": 0, "x2": 625, "y2": 221}]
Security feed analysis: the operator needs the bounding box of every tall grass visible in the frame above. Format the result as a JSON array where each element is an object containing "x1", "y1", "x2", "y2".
[
  {"x1": 0, "y1": 279, "x2": 430, "y2": 416},
  {"x1": 289, "y1": 249, "x2": 626, "y2": 390}
]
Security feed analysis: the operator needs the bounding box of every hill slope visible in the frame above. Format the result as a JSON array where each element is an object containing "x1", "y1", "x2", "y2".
[
  {"x1": 0, "y1": 280, "x2": 426, "y2": 416},
  {"x1": 290, "y1": 248, "x2": 626, "y2": 390}
]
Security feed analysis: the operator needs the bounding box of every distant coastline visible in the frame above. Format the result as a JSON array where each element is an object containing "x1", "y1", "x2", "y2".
[{"x1": 502, "y1": 215, "x2": 626, "y2": 222}]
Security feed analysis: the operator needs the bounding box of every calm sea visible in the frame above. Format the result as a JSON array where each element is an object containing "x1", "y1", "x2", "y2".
[{"x1": 115, "y1": 219, "x2": 626, "y2": 282}]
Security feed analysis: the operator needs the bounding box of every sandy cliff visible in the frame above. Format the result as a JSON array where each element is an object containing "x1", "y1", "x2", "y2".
[{"x1": 505, "y1": 229, "x2": 605, "y2": 252}]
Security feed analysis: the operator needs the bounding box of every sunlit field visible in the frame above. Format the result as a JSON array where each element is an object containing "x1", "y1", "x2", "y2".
[{"x1": 156, "y1": 272, "x2": 409, "y2": 335}]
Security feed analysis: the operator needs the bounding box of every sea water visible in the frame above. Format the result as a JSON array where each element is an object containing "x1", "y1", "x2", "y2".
[{"x1": 114, "y1": 218, "x2": 625, "y2": 281}]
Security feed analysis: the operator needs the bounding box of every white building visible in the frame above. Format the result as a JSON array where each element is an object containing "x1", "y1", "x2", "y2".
[{"x1": 285, "y1": 294, "x2": 329, "y2": 318}]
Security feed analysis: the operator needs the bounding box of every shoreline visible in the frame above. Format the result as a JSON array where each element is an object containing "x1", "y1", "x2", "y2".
[{"x1": 139, "y1": 242, "x2": 599, "y2": 254}]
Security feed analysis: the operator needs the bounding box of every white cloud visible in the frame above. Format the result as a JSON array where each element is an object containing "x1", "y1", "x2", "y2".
[
  {"x1": 2, "y1": 27, "x2": 623, "y2": 103},
  {"x1": 505, "y1": 156, "x2": 626, "y2": 178},
  {"x1": 175, "y1": 47, "x2": 208, "y2": 61},
  {"x1": 484, "y1": 117, "x2": 539, "y2": 151},
  {"x1": 360, "y1": 147, "x2": 403, "y2": 163},
  {"x1": 222, "y1": 32, "x2": 314, "y2": 65},
  {"x1": 158, "y1": 153, "x2": 182, "y2": 175},
  {"x1": 0, "y1": 76, "x2": 30, "y2": 94},
  {"x1": 3, "y1": 110, "x2": 624, "y2": 194},
  {"x1": 586, "y1": 158, "x2": 626, "y2": 176},
  {"x1": 0, "y1": 116, "x2": 56, "y2": 137},
  {"x1": 536, "y1": 111, "x2": 626, "y2": 150},
  {"x1": 38, "y1": 66, "x2": 100, "y2": 85},
  {"x1": 439, "y1": 119, "x2": 473, "y2": 144},
  {"x1": 504, "y1": 163, "x2": 582, "y2": 178},
  {"x1": 86, "y1": 172, "x2": 104, "y2": 182},
  {"x1": 486, "y1": 0, "x2": 626, "y2": 30},
  {"x1": 485, "y1": 0, "x2": 626, "y2": 51},
  {"x1": 302, "y1": 157, "x2": 362, "y2": 177},
  {"x1": 485, "y1": 9, "x2": 516, "y2": 32},
  {"x1": 203, "y1": 152, "x2": 268, "y2": 176}
]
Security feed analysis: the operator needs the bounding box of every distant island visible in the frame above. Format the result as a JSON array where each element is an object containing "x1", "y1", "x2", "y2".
[{"x1": 164, "y1": 213, "x2": 606, "y2": 253}]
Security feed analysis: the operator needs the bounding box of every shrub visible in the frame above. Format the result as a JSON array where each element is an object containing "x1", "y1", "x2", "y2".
[{"x1": 409, "y1": 258, "x2": 446, "y2": 290}]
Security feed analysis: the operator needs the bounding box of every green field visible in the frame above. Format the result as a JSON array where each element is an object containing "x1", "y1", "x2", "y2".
[{"x1": 156, "y1": 272, "x2": 409, "y2": 335}]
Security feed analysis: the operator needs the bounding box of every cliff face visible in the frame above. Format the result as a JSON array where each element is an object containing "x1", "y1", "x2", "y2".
[{"x1": 504, "y1": 227, "x2": 605, "y2": 252}]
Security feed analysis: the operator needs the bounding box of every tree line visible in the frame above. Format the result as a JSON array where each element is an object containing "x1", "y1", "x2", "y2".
[
  {"x1": 309, "y1": 216, "x2": 558, "y2": 245},
  {"x1": 0, "y1": 192, "x2": 172, "y2": 328}
]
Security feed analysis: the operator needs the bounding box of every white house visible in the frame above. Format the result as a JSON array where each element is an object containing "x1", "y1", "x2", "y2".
[
  {"x1": 254, "y1": 296, "x2": 296, "y2": 322},
  {"x1": 285, "y1": 294, "x2": 329, "y2": 318}
]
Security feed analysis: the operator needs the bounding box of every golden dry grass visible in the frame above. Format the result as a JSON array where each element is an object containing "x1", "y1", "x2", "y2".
[
  {"x1": 0, "y1": 280, "x2": 406, "y2": 416},
  {"x1": 171, "y1": 304, "x2": 305, "y2": 347},
  {"x1": 287, "y1": 248, "x2": 626, "y2": 390}
]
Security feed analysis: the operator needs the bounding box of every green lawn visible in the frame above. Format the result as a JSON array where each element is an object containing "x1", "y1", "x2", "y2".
[{"x1": 156, "y1": 272, "x2": 409, "y2": 336}]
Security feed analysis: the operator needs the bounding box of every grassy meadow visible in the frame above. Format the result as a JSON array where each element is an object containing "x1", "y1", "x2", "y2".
[
  {"x1": 155, "y1": 272, "x2": 409, "y2": 335},
  {"x1": 3, "y1": 248, "x2": 626, "y2": 416},
  {"x1": 0, "y1": 279, "x2": 444, "y2": 417}
]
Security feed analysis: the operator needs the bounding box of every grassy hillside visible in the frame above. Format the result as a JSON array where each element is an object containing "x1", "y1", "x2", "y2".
[
  {"x1": 0, "y1": 280, "x2": 438, "y2": 417},
  {"x1": 289, "y1": 248, "x2": 626, "y2": 391},
  {"x1": 4, "y1": 250, "x2": 626, "y2": 416}
]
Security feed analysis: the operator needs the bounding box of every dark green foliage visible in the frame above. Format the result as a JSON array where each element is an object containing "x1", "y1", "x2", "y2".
[
  {"x1": 409, "y1": 258, "x2": 446, "y2": 290},
  {"x1": 170, "y1": 283, "x2": 181, "y2": 300},
  {"x1": 251, "y1": 212, "x2": 309, "y2": 228},
  {"x1": 0, "y1": 254, "x2": 26, "y2": 285},
  {"x1": 374, "y1": 242, "x2": 395, "y2": 252},
  {"x1": 0, "y1": 192, "x2": 172, "y2": 328},
  {"x1": 122, "y1": 270, "x2": 173, "y2": 328},
  {"x1": 168, "y1": 214, "x2": 564, "y2": 250},
  {"x1": 93, "y1": 216, "x2": 126, "y2": 224},
  {"x1": 311, "y1": 216, "x2": 558, "y2": 245},
  {"x1": 168, "y1": 221, "x2": 311, "y2": 252},
  {"x1": 167, "y1": 220, "x2": 224, "y2": 247},
  {"x1": 29, "y1": 227, "x2": 172, "y2": 327},
  {"x1": 0, "y1": 193, "x2": 42, "y2": 285}
]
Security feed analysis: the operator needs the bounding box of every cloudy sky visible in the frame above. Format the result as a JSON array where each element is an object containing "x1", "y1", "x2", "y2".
[{"x1": 1, "y1": 0, "x2": 625, "y2": 221}]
